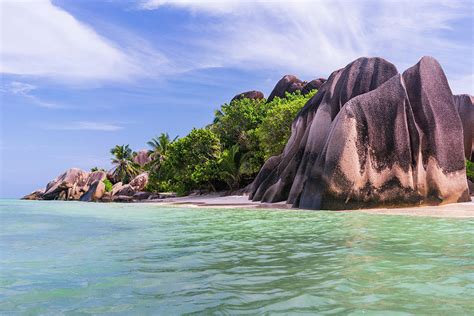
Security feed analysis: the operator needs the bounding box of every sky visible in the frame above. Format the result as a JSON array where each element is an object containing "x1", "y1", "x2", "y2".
[{"x1": 0, "y1": 0, "x2": 473, "y2": 198}]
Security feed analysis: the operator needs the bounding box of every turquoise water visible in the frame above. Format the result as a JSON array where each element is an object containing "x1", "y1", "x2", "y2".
[{"x1": 0, "y1": 200, "x2": 473, "y2": 315}]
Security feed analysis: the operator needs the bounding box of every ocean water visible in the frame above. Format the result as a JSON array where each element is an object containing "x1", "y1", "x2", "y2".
[{"x1": 0, "y1": 200, "x2": 473, "y2": 315}]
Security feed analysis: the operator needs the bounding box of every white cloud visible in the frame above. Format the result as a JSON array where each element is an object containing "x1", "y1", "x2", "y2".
[
  {"x1": 0, "y1": 0, "x2": 167, "y2": 82},
  {"x1": 139, "y1": 0, "x2": 473, "y2": 93},
  {"x1": 2, "y1": 81, "x2": 60, "y2": 108},
  {"x1": 44, "y1": 121, "x2": 123, "y2": 131}
]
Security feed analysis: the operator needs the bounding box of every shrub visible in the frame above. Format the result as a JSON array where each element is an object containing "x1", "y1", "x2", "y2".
[
  {"x1": 153, "y1": 128, "x2": 222, "y2": 195},
  {"x1": 103, "y1": 179, "x2": 113, "y2": 192},
  {"x1": 256, "y1": 90, "x2": 316, "y2": 160},
  {"x1": 466, "y1": 160, "x2": 474, "y2": 181}
]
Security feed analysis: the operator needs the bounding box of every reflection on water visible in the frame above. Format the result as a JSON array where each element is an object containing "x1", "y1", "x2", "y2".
[{"x1": 0, "y1": 200, "x2": 473, "y2": 314}]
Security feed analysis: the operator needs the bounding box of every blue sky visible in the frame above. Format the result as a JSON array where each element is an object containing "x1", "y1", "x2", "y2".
[{"x1": 1, "y1": 0, "x2": 473, "y2": 198}]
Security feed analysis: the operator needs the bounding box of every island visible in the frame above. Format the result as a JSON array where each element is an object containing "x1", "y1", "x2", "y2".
[{"x1": 23, "y1": 56, "x2": 474, "y2": 210}]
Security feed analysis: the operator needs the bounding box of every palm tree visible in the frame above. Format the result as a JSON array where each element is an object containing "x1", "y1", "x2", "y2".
[
  {"x1": 147, "y1": 133, "x2": 177, "y2": 165},
  {"x1": 219, "y1": 145, "x2": 249, "y2": 190},
  {"x1": 110, "y1": 145, "x2": 139, "y2": 184}
]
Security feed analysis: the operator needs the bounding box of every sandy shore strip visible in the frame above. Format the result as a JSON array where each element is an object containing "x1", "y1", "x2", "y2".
[{"x1": 144, "y1": 194, "x2": 474, "y2": 218}]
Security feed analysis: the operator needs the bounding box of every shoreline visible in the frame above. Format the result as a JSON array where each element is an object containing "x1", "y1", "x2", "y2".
[{"x1": 140, "y1": 194, "x2": 474, "y2": 218}]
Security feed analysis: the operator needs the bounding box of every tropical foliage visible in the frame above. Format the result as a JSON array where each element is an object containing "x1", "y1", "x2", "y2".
[
  {"x1": 97, "y1": 90, "x2": 316, "y2": 194},
  {"x1": 256, "y1": 90, "x2": 317, "y2": 159},
  {"x1": 103, "y1": 179, "x2": 113, "y2": 192},
  {"x1": 466, "y1": 160, "x2": 474, "y2": 182},
  {"x1": 110, "y1": 145, "x2": 140, "y2": 184}
]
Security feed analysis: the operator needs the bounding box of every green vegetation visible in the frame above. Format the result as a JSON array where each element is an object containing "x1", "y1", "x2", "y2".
[
  {"x1": 91, "y1": 167, "x2": 106, "y2": 172},
  {"x1": 110, "y1": 145, "x2": 140, "y2": 184},
  {"x1": 466, "y1": 160, "x2": 474, "y2": 181},
  {"x1": 98, "y1": 90, "x2": 316, "y2": 195},
  {"x1": 256, "y1": 90, "x2": 316, "y2": 160},
  {"x1": 103, "y1": 179, "x2": 113, "y2": 192}
]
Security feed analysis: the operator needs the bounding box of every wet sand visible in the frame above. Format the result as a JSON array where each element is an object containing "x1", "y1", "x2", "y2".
[{"x1": 147, "y1": 194, "x2": 474, "y2": 218}]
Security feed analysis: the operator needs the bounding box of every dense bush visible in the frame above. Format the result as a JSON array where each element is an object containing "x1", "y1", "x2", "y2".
[
  {"x1": 146, "y1": 90, "x2": 317, "y2": 193},
  {"x1": 103, "y1": 179, "x2": 113, "y2": 192},
  {"x1": 256, "y1": 90, "x2": 316, "y2": 160},
  {"x1": 153, "y1": 128, "x2": 222, "y2": 195},
  {"x1": 467, "y1": 160, "x2": 474, "y2": 181}
]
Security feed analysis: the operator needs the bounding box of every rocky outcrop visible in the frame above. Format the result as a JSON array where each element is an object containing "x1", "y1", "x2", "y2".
[
  {"x1": 302, "y1": 78, "x2": 326, "y2": 94},
  {"x1": 42, "y1": 168, "x2": 89, "y2": 200},
  {"x1": 267, "y1": 75, "x2": 306, "y2": 102},
  {"x1": 80, "y1": 180, "x2": 105, "y2": 202},
  {"x1": 231, "y1": 90, "x2": 264, "y2": 102},
  {"x1": 129, "y1": 172, "x2": 149, "y2": 191},
  {"x1": 22, "y1": 169, "x2": 152, "y2": 202},
  {"x1": 22, "y1": 189, "x2": 45, "y2": 200},
  {"x1": 453, "y1": 94, "x2": 474, "y2": 160},
  {"x1": 250, "y1": 56, "x2": 470, "y2": 210},
  {"x1": 133, "y1": 150, "x2": 151, "y2": 167}
]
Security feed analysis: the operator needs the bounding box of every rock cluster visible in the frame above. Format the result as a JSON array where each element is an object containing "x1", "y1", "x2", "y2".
[
  {"x1": 249, "y1": 56, "x2": 472, "y2": 209},
  {"x1": 231, "y1": 76, "x2": 326, "y2": 104},
  {"x1": 21, "y1": 169, "x2": 162, "y2": 202}
]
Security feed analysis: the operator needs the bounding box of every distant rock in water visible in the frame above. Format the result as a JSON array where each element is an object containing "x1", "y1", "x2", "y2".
[
  {"x1": 249, "y1": 56, "x2": 470, "y2": 209},
  {"x1": 453, "y1": 94, "x2": 474, "y2": 160},
  {"x1": 231, "y1": 90, "x2": 264, "y2": 102}
]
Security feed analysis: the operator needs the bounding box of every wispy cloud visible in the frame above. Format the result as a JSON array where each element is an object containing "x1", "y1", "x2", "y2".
[
  {"x1": 139, "y1": 0, "x2": 473, "y2": 93},
  {"x1": 0, "y1": 0, "x2": 168, "y2": 82},
  {"x1": 1, "y1": 81, "x2": 61, "y2": 108},
  {"x1": 43, "y1": 121, "x2": 124, "y2": 131}
]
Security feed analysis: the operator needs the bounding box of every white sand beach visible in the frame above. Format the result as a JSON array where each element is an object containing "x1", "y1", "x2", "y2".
[{"x1": 146, "y1": 194, "x2": 474, "y2": 218}]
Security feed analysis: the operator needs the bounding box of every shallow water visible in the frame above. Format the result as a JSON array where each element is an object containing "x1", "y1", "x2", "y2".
[{"x1": 0, "y1": 200, "x2": 473, "y2": 314}]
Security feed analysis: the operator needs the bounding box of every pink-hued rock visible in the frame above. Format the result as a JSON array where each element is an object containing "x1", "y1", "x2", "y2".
[
  {"x1": 80, "y1": 180, "x2": 105, "y2": 202},
  {"x1": 22, "y1": 189, "x2": 45, "y2": 200},
  {"x1": 42, "y1": 168, "x2": 89, "y2": 200},
  {"x1": 267, "y1": 75, "x2": 305, "y2": 102},
  {"x1": 114, "y1": 184, "x2": 135, "y2": 197},
  {"x1": 250, "y1": 56, "x2": 470, "y2": 210},
  {"x1": 129, "y1": 172, "x2": 149, "y2": 191},
  {"x1": 231, "y1": 90, "x2": 264, "y2": 102},
  {"x1": 302, "y1": 78, "x2": 326, "y2": 94},
  {"x1": 133, "y1": 150, "x2": 151, "y2": 167}
]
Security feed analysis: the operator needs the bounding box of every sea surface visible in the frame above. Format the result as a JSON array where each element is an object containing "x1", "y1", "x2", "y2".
[{"x1": 0, "y1": 200, "x2": 473, "y2": 315}]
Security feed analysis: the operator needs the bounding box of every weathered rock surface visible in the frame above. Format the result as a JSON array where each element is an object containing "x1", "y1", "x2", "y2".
[
  {"x1": 267, "y1": 75, "x2": 306, "y2": 102},
  {"x1": 302, "y1": 78, "x2": 326, "y2": 94},
  {"x1": 133, "y1": 150, "x2": 151, "y2": 167},
  {"x1": 250, "y1": 56, "x2": 470, "y2": 209},
  {"x1": 114, "y1": 184, "x2": 135, "y2": 197},
  {"x1": 133, "y1": 191, "x2": 152, "y2": 200},
  {"x1": 111, "y1": 182, "x2": 124, "y2": 196},
  {"x1": 80, "y1": 180, "x2": 105, "y2": 202},
  {"x1": 41, "y1": 168, "x2": 89, "y2": 200},
  {"x1": 129, "y1": 172, "x2": 149, "y2": 191},
  {"x1": 22, "y1": 189, "x2": 45, "y2": 200},
  {"x1": 231, "y1": 90, "x2": 264, "y2": 102},
  {"x1": 453, "y1": 94, "x2": 474, "y2": 160}
]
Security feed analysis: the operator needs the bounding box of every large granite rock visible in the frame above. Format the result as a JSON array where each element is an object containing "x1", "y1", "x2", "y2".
[
  {"x1": 231, "y1": 90, "x2": 264, "y2": 102},
  {"x1": 42, "y1": 168, "x2": 89, "y2": 200},
  {"x1": 267, "y1": 75, "x2": 305, "y2": 102},
  {"x1": 453, "y1": 94, "x2": 474, "y2": 160},
  {"x1": 133, "y1": 150, "x2": 151, "y2": 167},
  {"x1": 114, "y1": 184, "x2": 135, "y2": 197},
  {"x1": 80, "y1": 180, "x2": 105, "y2": 202},
  {"x1": 22, "y1": 189, "x2": 44, "y2": 200},
  {"x1": 129, "y1": 172, "x2": 149, "y2": 191},
  {"x1": 302, "y1": 78, "x2": 326, "y2": 94},
  {"x1": 250, "y1": 56, "x2": 470, "y2": 210},
  {"x1": 22, "y1": 169, "x2": 109, "y2": 201}
]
